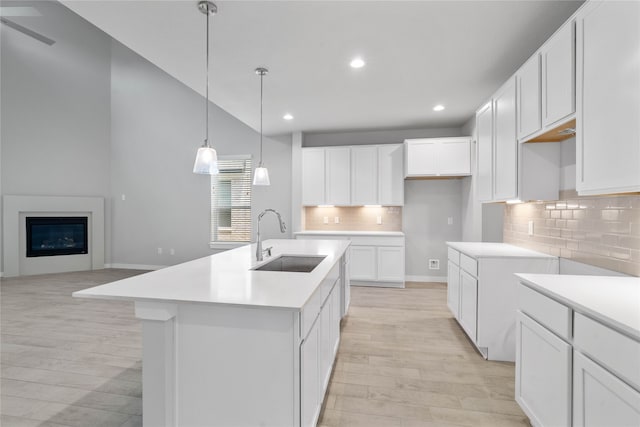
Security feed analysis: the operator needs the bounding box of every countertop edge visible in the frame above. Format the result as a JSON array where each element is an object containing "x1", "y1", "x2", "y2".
[{"x1": 446, "y1": 242, "x2": 558, "y2": 259}]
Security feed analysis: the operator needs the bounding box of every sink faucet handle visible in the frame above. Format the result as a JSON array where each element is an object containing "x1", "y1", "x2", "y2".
[{"x1": 263, "y1": 246, "x2": 273, "y2": 257}]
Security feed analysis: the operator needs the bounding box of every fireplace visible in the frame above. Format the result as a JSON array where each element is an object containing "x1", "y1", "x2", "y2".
[{"x1": 26, "y1": 216, "x2": 88, "y2": 257}]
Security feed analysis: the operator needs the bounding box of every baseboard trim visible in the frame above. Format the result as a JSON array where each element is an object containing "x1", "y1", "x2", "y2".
[
  {"x1": 104, "y1": 263, "x2": 167, "y2": 271},
  {"x1": 405, "y1": 274, "x2": 446, "y2": 283},
  {"x1": 351, "y1": 280, "x2": 405, "y2": 289}
]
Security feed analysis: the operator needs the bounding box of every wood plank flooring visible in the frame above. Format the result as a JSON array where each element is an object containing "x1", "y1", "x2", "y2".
[{"x1": 1, "y1": 270, "x2": 529, "y2": 427}]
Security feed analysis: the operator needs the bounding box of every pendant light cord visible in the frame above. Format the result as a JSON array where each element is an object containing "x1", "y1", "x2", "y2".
[
  {"x1": 205, "y1": 5, "x2": 210, "y2": 147},
  {"x1": 259, "y1": 71, "x2": 264, "y2": 167}
]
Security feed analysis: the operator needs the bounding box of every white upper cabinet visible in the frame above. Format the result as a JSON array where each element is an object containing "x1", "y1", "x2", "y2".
[
  {"x1": 576, "y1": 0, "x2": 640, "y2": 195},
  {"x1": 493, "y1": 77, "x2": 518, "y2": 201},
  {"x1": 476, "y1": 102, "x2": 494, "y2": 202},
  {"x1": 404, "y1": 137, "x2": 471, "y2": 178},
  {"x1": 377, "y1": 144, "x2": 404, "y2": 206},
  {"x1": 517, "y1": 54, "x2": 542, "y2": 140},
  {"x1": 542, "y1": 20, "x2": 575, "y2": 128},
  {"x1": 351, "y1": 146, "x2": 378, "y2": 206},
  {"x1": 301, "y1": 148, "x2": 325, "y2": 206},
  {"x1": 325, "y1": 147, "x2": 351, "y2": 205}
]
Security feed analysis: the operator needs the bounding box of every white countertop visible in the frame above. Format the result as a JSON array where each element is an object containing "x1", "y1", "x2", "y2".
[
  {"x1": 447, "y1": 242, "x2": 557, "y2": 259},
  {"x1": 73, "y1": 239, "x2": 350, "y2": 310},
  {"x1": 517, "y1": 274, "x2": 640, "y2": 340},
  {"x1": 295, "y1": 230, "x2": 404, "y2": 237}
]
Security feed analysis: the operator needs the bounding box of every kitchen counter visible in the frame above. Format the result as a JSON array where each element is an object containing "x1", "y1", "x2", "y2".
[
  {"x1": 74, "y1": 238, "x2": 350, "y2": 310},
  {"x1": 516, "y1": 273, "x2": 640, "y2": 340},
  {"x1": 447, "y1": 241, "x2": 557, "y2": 259},
  {"x1": 294, "y1": 230, "x2": 404, "y2": 237}
]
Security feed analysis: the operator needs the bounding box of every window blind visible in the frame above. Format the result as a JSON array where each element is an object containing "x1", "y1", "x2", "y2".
[{"x1": 211, "y1": 156, "x2": 252, "y2": 243}]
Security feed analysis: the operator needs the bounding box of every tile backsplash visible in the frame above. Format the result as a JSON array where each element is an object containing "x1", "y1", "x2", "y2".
[
  {"x1": 304, "y1": 206, "x2": 402, "y2": 232},
  {"x1": 504, "y1": 190, "x2": 640, "y2": 276}
]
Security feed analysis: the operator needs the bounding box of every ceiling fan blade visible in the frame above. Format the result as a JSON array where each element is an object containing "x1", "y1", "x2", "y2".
[{"x1": 0, "y1": 17, "x2": 55, "y2": 45}]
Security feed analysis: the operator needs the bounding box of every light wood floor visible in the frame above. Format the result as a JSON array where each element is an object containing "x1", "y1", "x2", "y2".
[{"x1": 1, "y1": 270, "x2": 529, "y2": 427}]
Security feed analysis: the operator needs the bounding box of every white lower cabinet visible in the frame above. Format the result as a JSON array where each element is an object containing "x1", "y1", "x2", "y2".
[
  {"x1": 446, "y1": 261, "x2": 460, "y2": 316},
  {"x1": 376, "y1": 246, "x2": 404, "y2": 282},
  {"x1": 515, "y1": 311, "x2": 572, "y2": 427},
  {"x1": 350, "y1": 246, "x2": 377, "y2": 281},
  {"x1": 573, "y1": 351, "x2": 640, "y2": 427},
  {"x1": 458, "y1": 270, "x2": 478, "y2": 342},
  {"x1": 300, "y1": 319, "x2": 320, "y2": 427}
]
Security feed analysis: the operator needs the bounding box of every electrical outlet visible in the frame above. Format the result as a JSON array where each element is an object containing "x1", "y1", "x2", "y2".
[
  {"x1": 429, "y1": 259, "x2": 440, "y2": 270},
  {"x1": 157, "y1": 247, "x2": 163, "y2": 255},
  {"x1": 121, "y1": 194, "x2": 126, "y2": 201},
  {"x1": 323, "y1": 216, "x2": 329, "y2": 224},
  {"x1": 376, "y1": 215, "x2": 382, "y2": 225},
  {"x1": 334, "y1": 217, "x2": 340, "y2": 224},
  {"x1": 528, "y1": 220, "x2": 534, "y2": 236},
  {"x1": 447, "y1": 217, "x2": 453, "y2": 225},
  {"x1": 170, "y1": 248, "x2": 175, "y2": 255}
]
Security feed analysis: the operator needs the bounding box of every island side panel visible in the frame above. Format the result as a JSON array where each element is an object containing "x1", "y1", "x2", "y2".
[{"x1": 175, "y1": 303, "x2": 298, "y2": 427}]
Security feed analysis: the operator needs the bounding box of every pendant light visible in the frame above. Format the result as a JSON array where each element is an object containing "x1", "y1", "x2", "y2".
[
  {"x1": 193, "y1": 1, "x2": 218, "y2": 175},
  {"x1": 253, "y1": 67, "x2": 270, "y2": 186}
]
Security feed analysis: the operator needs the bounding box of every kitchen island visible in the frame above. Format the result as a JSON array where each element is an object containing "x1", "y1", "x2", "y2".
[{"x1": 74, "y1": 239, "x2": 350, "y2": 427}]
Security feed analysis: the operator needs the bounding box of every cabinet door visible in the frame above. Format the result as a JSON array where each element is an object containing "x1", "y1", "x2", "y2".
[
  {"x1": 515, "y1": 311, "x2": 571, "y2": 427},
  {"x1": 493, "y1": 77, "x2": 518, "y2": 201},
  {"x1": 542, "y1": 20, "x2": 575, "y2": 127},
  {"x1": 300, "y1": 320, "x2": 320, "y2": 427},
  {"x1": 302, "y1": 149, "x2": 325, "y2": 205},
  {"x1": 350, "y1": 246, "x2": 377, "y2": 281},
  {"x1": 378, "y1": 144, "x2": 404, "y2": 206},
  {"x1": 325, "y1": 147, "x2": 351, "y2": 205},
  {"x1": 405, "y1": 140, "x2": 438, "y2": 177},
  {"x1": 459, "y1": 270, "x2": 478, "y2": 341},
  {"x1": 517, "y1": 54, "x2": 542, "y2": 140},
  {"x1": 576, "y1": 0, "x2": 640, "y2": 195},
  {"x1": 319, "y1": 297, "x2": 332, "y2": 393},
  {"x1": 573, "y1": 350, "x2": 640, "y2": 427},
  {"x1": 351, "y1": 146, "x2": 378, "y2": 205},
  {"x1": 330, "y1": 284, "x2": 341, "y2": 357},
  {"x1": 476, "y1": 102, "x2": 493, "y2": 202},
  {"x1": 447, "y1": 261, "x2": 460, "y2": 319},
  {"x1": 376, "y1": 246, "x2": 405, "y2": 282},
  {"x1": 438, "y1": 139, "x2": 471, "y2": 176}
]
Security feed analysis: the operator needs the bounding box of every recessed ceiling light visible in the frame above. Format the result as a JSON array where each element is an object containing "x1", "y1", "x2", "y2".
[
  {"x1": 433, "y1": 104, "x2": 445, "y2": 111},
  {"x1": 350, "y1": 58, "x2": 365, "y2": 69},
  {"x1": 283, "y1": 113, "x2": 294, "y2": 120}
]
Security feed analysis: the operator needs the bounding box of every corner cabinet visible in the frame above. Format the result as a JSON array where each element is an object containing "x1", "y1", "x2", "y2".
[
  {"x1": 576, "y1": 0, "x2": 640, "y2": 195},
  {"x1": 301, "y1": 144, "x2": 404, "y2": 206},
  {"x1": 404, "y1": 137, "x2": 471, "y2": 178},
  {"x1": 492, "y1": 77, "x2": 518, "y2": 201}
]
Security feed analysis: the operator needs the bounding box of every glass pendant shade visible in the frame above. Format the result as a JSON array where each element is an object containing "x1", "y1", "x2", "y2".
[
  {"x1": 193, "y1": 145, "x2": 218, "y2": 174},
  {"x1": 253, "y1": 166, "x2": 270, "y2": 186}
]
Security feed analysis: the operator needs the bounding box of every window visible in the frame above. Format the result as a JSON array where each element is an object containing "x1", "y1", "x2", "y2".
[{"x1": 211, "y1": 156, "x2": 252, "y2": 244}]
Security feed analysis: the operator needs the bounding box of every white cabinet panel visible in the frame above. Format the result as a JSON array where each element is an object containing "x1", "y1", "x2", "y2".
[
  {"x1": 330, "y1": 283, "x2": 341, "y2": 357},
  {"x1": 405, "y1": 139, "x2": 438, "y2": 176},
  {"x1": 542, "y1": 20, "x2": 575, "y2": 127},
  {"x1": 476, "y1": 102, "x2": 493, "y2": 202},
  {"x1": 350, "y1": 246, "x2": 377, "y2": 281},
  {"x1": 447, "y1": 260, "x2": 460, "y2": 319},
  {"x1": 300, "y1": 320, "x2": 320, "y2": 427},
  {"x1": 351, "y1": 146, "x2": 378, "y2": 206},
  {"x1": 438, "y1": 139, "x2": 471, "y2": 176},
  {"x1": 517, "y1": 54, "x2": 542, "y2": 139},
  {"x1": 515, "y1": 311, "x2": 572, "y2": 427},
  {"x1": 325, "y1": 147, "x2": 351, "y2": 205},
  {"x1": 573, "y1": 350, "x2": 640, "y2": 427},
  {"x1": 577, "y1": 0, "x2": 640, "y2": 195},
  {"x1": 459, "y1": 270, "x2": 478, "y2": 341},
  {"x1": 319, "y1": 295, "x2": 332, "y2": 392},
  {"x1": 493, "y1": 77, "x2": 518, "y2": 201},
  {"x1": 376, "y1": 246, "x2": 405, "y2": 282},
  {"x1": 301, "y1": 149, "x2": 325, "y2": 206},
  {"x1": 378, "y1": 144, "x2": 404, "y2": 206},
  {"x1": 404, "y1": 138, "x2": 470, "y2": 178}
]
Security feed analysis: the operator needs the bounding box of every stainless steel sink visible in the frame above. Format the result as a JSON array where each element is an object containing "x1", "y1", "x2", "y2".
[{"x1": 253, "y1": 255, "x2": 326, "y2": 273}]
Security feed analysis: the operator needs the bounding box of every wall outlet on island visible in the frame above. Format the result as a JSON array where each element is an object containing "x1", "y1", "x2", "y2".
[
  {"x1": 429, "y1": 259, "x2": 440, "y2": 270},
  {"x1": 323, "y1": 216, "x2": 329, "y2": 224},
  {"x1": 157, "y1": 247, "x2": 163, "y2": 255}
]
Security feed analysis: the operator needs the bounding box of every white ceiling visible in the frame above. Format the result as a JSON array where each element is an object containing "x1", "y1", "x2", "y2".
[{"x1": 59, "y1": 0, "x2": 583, "y2": 135}]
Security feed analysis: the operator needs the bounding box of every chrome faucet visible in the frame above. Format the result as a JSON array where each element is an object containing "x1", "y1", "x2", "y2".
[{"x1": 256, "y1": 209, "x2": 287, "y2": 261}]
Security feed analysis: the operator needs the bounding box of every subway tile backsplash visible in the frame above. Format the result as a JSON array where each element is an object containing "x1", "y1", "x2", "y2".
[
  {"x1": 504, "y1": 190, "x2": 640, "y2": 276},
  {"x1": 304, "y1": 206, "x2": 402, "y2": 232}
]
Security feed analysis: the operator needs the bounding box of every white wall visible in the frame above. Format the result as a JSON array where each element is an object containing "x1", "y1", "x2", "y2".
[
  {"x1": 109, "y1": 42, "x2": 292, "y2": 267},
  {"x1": 1, "y1": 1, "x2": 112, "y2": 271}
]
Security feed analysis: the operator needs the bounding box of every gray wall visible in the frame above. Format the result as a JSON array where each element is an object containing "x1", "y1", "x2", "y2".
[
  {"x1": 110, "y1": 41, "x2": 292, "y2": 266},
  {"x1": 1, "y1": 1, "x2": 112, "y2": 269},
  {"x1": 302, "y1": 127, "x2": 464, "y2": 279}
]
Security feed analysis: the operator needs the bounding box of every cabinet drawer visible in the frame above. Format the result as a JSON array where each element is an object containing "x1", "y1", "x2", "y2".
[
  {"x1": 350, "y1": 236, "x2": 404, "y2": 247},
  {"x1": 574, "y1": 312, "x2": 640, "y2": 391},
  {"x1": 459, "y1": 253, "x2": 477, "y2": 276},
  {"x1": 447, "y1": 247, "x2": 460, "y2": 265},
  {"x1": 518, "y1": 283, "x2": 572, "y2": 340}
]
